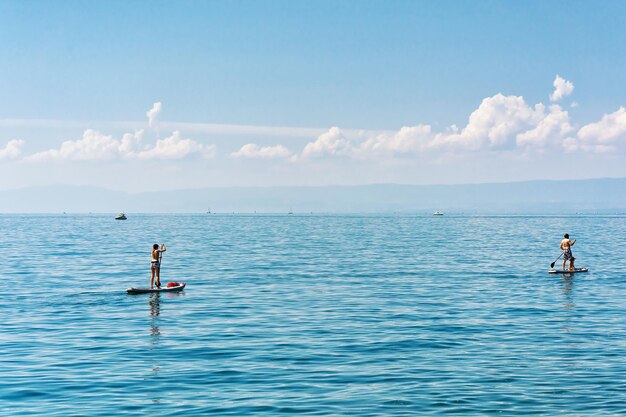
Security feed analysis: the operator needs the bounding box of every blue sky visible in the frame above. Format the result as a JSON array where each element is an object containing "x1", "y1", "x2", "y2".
[{"x1": 1, "y1": 1, "x2": 626, "y2": 191}]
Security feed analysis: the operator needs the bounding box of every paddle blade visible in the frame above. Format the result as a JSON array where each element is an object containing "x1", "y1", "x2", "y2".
[{"x1": 550, "y1": 253, "x2": 563, "y2": 269}]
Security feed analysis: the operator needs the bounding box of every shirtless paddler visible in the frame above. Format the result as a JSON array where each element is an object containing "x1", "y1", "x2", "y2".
[{"x1": 560, "y1": 234, "x2": 576, "y2": 271}]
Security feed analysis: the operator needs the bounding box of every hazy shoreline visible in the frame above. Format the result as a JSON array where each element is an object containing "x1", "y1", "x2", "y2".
[{"x1": 2, "y1": 177, "x2": 626, "y2": 214}]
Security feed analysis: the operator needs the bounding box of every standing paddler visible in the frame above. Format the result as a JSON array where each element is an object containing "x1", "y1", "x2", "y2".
[
  {"x1": 560, "y1": 234, "x2": 576, "y2": 271},
  {"x1": 151, "y1": 243, "x2": 167, "y2": 289}
]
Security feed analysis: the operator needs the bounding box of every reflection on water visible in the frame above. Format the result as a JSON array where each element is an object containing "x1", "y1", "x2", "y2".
[
  {"x1": 149, "y1": 293, "x2": 161, "y2": 340},
  {"x1": 147, "y1": 292, "x2": 185, "y2": 343},
  {"x1": 148, "y1": 293, "x2": 162, "y2": 389},
  {"x1": 560, "y1": 274, "x2": 575, "y2": 310},
  {"x1": 559, "y1": 274, "x2": 577, "y2": 337}
]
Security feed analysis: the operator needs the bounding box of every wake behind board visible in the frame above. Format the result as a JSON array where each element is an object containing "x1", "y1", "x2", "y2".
[
  {"x1": 548, "y1": 268, "x2": 588, "y2": 274},
  {"x1": 126, "y1": 282, "x2": 186, "y2": 294}
]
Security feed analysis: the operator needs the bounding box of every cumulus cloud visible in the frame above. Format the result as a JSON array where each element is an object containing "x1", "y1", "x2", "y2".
[
  {"x1": 146, "y1": 102, "x2": 162, "y2": 127},
  {"x1": 301, "y1": 127, "x2": 352, "y2": 158},
  {"x1": 27, "y1": 130, "x2": 130, "y2": 161},
  {"x1": 26, "y1": 129, "x2": 213, "y2": 161},
  {"x1": 430, "y1": 94, "x2": 543, "y2": 150},
  {"x1": 578, "y1": 107, "x2": 626, "y2": 143},
  {"x1": 550, "y1": 75, "x2": 574, "y2": 102},
  {"x1": 565, "y1": 107, "x2": 626, "y2": 153},
  {"x1": 359, "y1": 125, "x2": 433, "y2": 157},
  {"x1": 119, "y1": 130, "x2": 145, "y2": 154},
  {"x1": 18, "y1": 76, "x2": 626, "y2": 163},
  {"x1": 230, "y1": 144, "x2": 292, "y2": 159},
  {"x1": 299, "y1": 90, "x2": 580, "y2": 159},
  {"x1": 300, "y1": 94, "x2": 626, "y2": 159},
  {"x1": 300, "y1": 124, "x2": 437, "y2": 159},
  {"x1": 516, "y1": 104, "x2": 573, "y2": 147},
  {"x1": 135, "y1": 131, "x2": 215, "y2": 160},
  {"x1": 5, "y1": 140, "x2": 25, "y2": 158},
  {"x1": 0, "y1": 139, "x2": 25, "y2": 160}
]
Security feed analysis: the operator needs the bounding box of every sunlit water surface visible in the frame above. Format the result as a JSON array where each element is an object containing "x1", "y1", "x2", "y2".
[{"x1": 1, "y1": 214, "x2": 626, "y2": 416}]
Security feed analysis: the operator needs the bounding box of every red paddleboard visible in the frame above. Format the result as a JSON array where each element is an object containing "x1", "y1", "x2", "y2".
[{"x1": 126, "y1": 282, "x2": 186, "y2": 294}]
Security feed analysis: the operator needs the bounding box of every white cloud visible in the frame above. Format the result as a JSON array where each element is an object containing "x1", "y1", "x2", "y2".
[
  {"x1": 135, "y1": 131, "x2": 215, "y2": 160},
  {"x1": 299, "y1": 124, "x2": 437, "y2": 159},
  {"x1": 14, "y1": 76, "x2": 626, "y2": 165},
  {"x1": 27, "y1": 129, "x2": 128, "y2": 161},
  {"x1": 119, "y1": 130, "x2": 145, "y2": 154},
  {"x1": 301, "y1": 127, "x2": 353, "y2": 158},
  {"x1": 230, "y1": 144, "x2": 292, "y2": 159},
  {"x1": 0, "y1": 139, "x2": 25, "y2": 160},
  {"x1": 516, "y1": 104, "x2": 573, "y2": 147},
  {"x1": 358, "y1": 125, "x2": 433, "y2": 157},
  {"x1": 146, "y1": 102, "x2": 162, "y2": 127},
  {"x1": 430, "y1": 94, "x2": 543, "y2": 150},
  {"x1": 550, "y1": 74, "x2": 574, "y2": 102},
  {"x1": 566, "y1": 107, "x2": 626, "y2": 153},
  {"x1": 299, "y1": 92, "x2": 579, "y2": 159},
  {"x1": 26, "y1": 129, "x2": 213, "y2": 161},
  {"x1": 578, "y1": 107, "x2": 626, "y2": 143}
]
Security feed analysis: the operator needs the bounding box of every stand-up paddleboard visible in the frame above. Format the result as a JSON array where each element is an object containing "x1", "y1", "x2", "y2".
[
  {"x1": 126, "y1": 282, "x2": 186, "y2": 294},
  {"x1": 548, "y1": 268, "x2": 588, "y2": 274}
]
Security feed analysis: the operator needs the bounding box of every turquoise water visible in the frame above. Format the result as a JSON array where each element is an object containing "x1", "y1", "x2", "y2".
[{"x1": 2, "y1": 214, "x2": 626, "y2": 416}]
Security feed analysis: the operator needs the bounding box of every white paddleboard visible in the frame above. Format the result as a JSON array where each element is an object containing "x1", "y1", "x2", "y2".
[
  {"x1": 126, "y1": 282, "x2": 186, "y2": 294},
  {"x1": 548, "y1": 268, "x2": 588, "y2": 274}
]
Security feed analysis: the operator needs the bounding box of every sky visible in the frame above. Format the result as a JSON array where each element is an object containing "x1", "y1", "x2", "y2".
[{"x1": 1, "y1": 1, "x2": 626, "y2": 192}]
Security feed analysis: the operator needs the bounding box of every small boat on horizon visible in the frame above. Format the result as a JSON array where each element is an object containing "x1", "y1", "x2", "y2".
[
  {"x1": 433, "y1": 211, "x2": 444, "y2": 216},
  {"x1": 115, "y1": 212, "x2": 127, "y2": 220}
]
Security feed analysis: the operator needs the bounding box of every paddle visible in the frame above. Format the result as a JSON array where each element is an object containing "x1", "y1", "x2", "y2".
[
  {"x1": 550, "y1": 252, "x2": 563, "y2": 269},
  {"x1": 156, "y1": 244, "x2": 164, "y2": 288}
]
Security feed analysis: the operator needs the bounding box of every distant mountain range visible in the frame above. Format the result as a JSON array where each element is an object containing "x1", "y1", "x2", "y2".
[{"x1": 2, "y1": 178, "x2": 626, "y2": 214}]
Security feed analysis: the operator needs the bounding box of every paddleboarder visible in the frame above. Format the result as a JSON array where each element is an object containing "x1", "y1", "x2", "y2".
[
  {"x1": 560, "y1": 234, "x2": 576, "y2": 271},
  {"x1": 151, "y1": 243, "x2": 167, "y2": 289}
]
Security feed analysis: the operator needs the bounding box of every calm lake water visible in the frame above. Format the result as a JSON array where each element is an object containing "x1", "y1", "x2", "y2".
[{"x1": 1, "y1": 214, "x2": 626, "y2": 416}]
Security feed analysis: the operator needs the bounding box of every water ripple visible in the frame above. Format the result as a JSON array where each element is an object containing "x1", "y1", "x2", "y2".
[{"x1": 1, "y1": 214, "x2": 626, "y2": 415}]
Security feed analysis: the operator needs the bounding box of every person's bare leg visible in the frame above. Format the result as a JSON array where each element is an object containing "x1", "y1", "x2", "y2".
[
  {"x1": 150, "y1": 267, "x2": 155, "y2": 289},
  {"x1": 570, "y1": 259, "x2": 575, "y2": 270},
  {"x1": 562, "y1": 259, "x2": 566, "y2": 270},
  {"x1": 156, "y1": 268, "x2": 161, "y2": 288}
]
